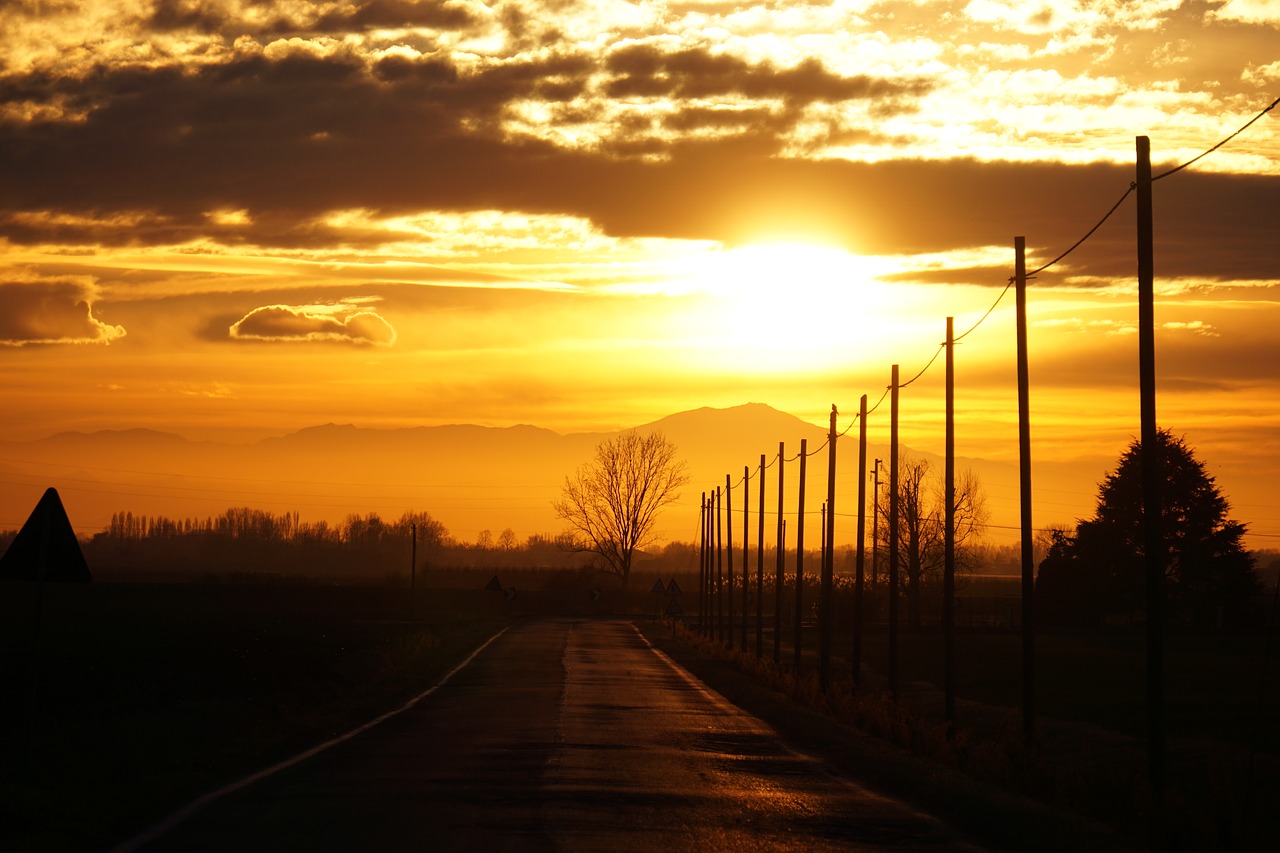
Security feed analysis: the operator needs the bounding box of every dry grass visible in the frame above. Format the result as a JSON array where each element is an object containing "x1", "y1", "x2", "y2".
[{"x1": 658, "y1": 621, "x2": 1277, "y2": 852}]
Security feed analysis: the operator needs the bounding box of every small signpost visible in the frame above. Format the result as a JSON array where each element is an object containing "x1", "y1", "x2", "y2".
[{"x1": 661, "y1": 578, "x2": 683, "y2": 624}]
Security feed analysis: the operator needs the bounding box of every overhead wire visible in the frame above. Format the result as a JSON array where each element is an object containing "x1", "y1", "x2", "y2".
[{"x1": 1153, "y1": 95, "x2": 1280, "y2": 182}]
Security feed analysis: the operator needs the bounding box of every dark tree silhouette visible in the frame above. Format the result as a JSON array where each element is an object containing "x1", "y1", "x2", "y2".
[
  {"x1": 1037, "y1": 429, "x2": 1260, "y2": 627},
  {"x1": 874, "y1": 453, "x2": 988, "y2": 626},
  {"x1": 553, "y1": 430, "x2": 689, "y2": 589}
]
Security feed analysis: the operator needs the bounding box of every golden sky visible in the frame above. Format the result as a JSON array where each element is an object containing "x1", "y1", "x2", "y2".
[{"x1": 2, "y1": 1, "x2": 1279, "y2": 545}]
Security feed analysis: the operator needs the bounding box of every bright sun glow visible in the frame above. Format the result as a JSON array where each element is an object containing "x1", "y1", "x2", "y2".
[{"x1": 671, "y1": 242, "x2": 919, "y2": 370}]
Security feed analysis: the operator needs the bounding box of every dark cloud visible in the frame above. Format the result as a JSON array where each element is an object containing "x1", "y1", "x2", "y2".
[
  {"x1": 604, "y1": 44, "x2": 932, "y2": 107},
  {"x1": 146, "y1": 0, "x2": 478, "y2": 36},
  {"x1": 0, "y1": 280, "x2": 126, "y2": 346},
  {"x1": 229, "y1": 304, "x2": 397, "y2": 345},
  {"x1": 0, "y1": 46, "x2": 1277, "y2": 282}
]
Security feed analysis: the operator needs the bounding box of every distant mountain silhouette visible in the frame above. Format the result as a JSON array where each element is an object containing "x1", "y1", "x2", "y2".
[{"x1": 0, "y1": 404, "x2": 1106, "y2": 545}]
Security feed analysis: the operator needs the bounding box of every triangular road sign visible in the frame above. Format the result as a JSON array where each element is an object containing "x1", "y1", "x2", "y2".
[
  {"x1": 650, "y1": 579, "x2": 666, "y2": 594},
  {"x1": 0, "y1": 488, "x2": 90, "y2": 582},
  {"x1": 484, "y1": 574, "x2": 502, "y2": 592},
  {"x1": 665, "y1": 598, "x2": 683, "y2": 616},
  {"x1": 665, "y1": 579, "x2": 682, "y2": 597}
]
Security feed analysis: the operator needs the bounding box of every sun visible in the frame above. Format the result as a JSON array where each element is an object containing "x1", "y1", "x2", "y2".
[{"x1": 671, "y1": 241, "x2": 909, "y2": 371}]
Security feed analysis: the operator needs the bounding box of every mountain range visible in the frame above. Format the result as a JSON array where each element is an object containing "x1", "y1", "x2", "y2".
[{"x1": 0, "y1": 403, "x2": 1106, "y2": 547}]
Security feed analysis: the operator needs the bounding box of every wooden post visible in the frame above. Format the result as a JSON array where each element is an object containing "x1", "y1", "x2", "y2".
[
  {"x1": 725, "y1": 476, "x2": 734, "y2": 649},
  {"x1": 716, "y1": 486, "x2": 724, "y2": 643},
  {"x1": 889, "y1": 365, "x2": 900, "y2": 696},
  {"x1": 775, "y1": 443, "x2": 785, "y2": 664},
  {"x1": 742, "y1": 465, "x2": 750, "y2": 650},
  {"x1": 1137, "y1": 135, "x2": 1165, "y2": 802},
  {"x1": 698, "y1": 493, "x2": 707, "y2": 635},
  {"x1": 794, "y1": 438, "x2": 807, "y2": 671},
  {"x1": 853, "y1": 393, "x2": 868, "y2": 693},
  {"x1": 944, "y1": 317, "x2": 957, "y2": 730},
  {"x1": 820, "y1": 406, "x2": 837, "y2": 691},
  {"x1": 1016, "y1": 236, "x2": 1036, "y2": 743},
  {"x1": 871, "y1": 459, "x2": 881, "y2": 588},
  {"x1": 757, "y1": 454, "x2": 766, "y2": 658}
]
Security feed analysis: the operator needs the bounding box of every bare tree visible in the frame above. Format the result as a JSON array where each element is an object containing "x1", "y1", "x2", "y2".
[
  {"x1": 553, "y1": 430, "x2": 689, "y2": 588},
  {"x1": 876, "y1": 453, "x2": 989, "y2": 626}
]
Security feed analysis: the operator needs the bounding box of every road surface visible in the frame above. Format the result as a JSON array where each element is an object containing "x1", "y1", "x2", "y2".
[{"x1": 123, "y1": 619, "x2": 981, "y2": 851}]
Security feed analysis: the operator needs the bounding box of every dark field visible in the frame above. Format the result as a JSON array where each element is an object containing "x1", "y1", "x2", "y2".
[
  {"x1": 671, "y1": 603, "x2": 1280, "y2": 851},
  {"x1": 2, "y1": 576, "x2": 1276, "y2": 851},
  {"x1": 1, "y1": 581, "x2": 518, "y2": 851}
]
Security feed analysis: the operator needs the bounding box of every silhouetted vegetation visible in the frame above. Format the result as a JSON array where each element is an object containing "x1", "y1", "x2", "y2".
[
  {"x1": 65, "y1": 508, "x2": 690, "y2": 581},
  {"x1": 1037, "y1": 430, "x2": 1262, "y2": 628},
  {"x1": 874, "y1": 453, "x2": 989, "y2": 627},
  {"x1": 554, "y1": 430, "x2": 690, "y2": 588}
]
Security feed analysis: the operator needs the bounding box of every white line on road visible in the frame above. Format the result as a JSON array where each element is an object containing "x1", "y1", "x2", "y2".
[{"x1": 110, "y1": 626, "x2": 511, "y2": 853}]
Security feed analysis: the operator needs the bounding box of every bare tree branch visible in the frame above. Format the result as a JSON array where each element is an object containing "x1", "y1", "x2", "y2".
[{"x1": 552, "y1": 430, "x2": 689, "y2": 588}]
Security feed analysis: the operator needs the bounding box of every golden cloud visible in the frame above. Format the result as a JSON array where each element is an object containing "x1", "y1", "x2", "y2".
[{"x1": 229, "y1": 302, "x2": 397, "y2": 345}]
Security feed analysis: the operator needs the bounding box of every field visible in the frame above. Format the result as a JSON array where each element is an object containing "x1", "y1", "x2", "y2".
[
  {"x1": 0, "y1": 580, "x2": 519, "y2": 851},
  {"x1": 666, "y1": 612, "x2": 1280, "y2": 851},
  {"x1": 2, "y1": 573, "x2": 1276, "y2": 851}
]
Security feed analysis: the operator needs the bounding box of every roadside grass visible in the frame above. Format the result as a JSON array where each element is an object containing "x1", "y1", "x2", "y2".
[
  {"x1": 645, "y1": 620, "x2": 1279, "y2": 853},
  {"x1": 0, "y1": 582, "x2": 509, "y2": 852}
]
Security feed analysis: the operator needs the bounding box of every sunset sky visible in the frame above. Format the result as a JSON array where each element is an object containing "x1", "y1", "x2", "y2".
[{"x1": 2, "y1": 1, "x2": 1279, "y2": 546}]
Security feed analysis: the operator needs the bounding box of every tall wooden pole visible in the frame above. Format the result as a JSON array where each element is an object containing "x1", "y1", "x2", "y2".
[
  {"x1": 699, "y1": 493, "x2": 707, "y2": 635},
  {"x1": 716, "y1": 486, "x2": 723, "y2": 644},
  {"x1": 794, "y1": 439, "x2": 807, "y2": 671},
  {"x1": 944, "y1": 318, "x2": 957, "y2": 730},
  {"x1": 742, "y1": 465, "x2": 750, "y2": 651},
  {"x1": 1137, "y1": 135, "x2": 1165, "y2": 802},
  {"x1": 726, "y1": 474, "x2": 734, "y2": 650},
  {"x1": 889, "y1": 365, "x2": 900, "y2": 696},
  {"x1": 757, "y1": 453, "x2": 766, "y2": 658},
  {"x1": 775, "y1": 442, "x2": 785, "y2": 664},
  {"x1": 853, "y1": 394, "x2": 868, "y2": 693},
  {"x1": 820, "y1": 406, "x2": 837, "y2": 690},
  {"x1": 411, "y1": 522, "x2": 417, "y2": 591},
  {"x1": 1016, "y1": 236, "x2": 1036, "y2": 742},
  {"x1": 871, "y1": 459, "x2": 881, "y2": 588}
]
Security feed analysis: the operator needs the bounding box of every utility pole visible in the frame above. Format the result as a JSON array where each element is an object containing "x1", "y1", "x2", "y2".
[
  {"x1": 944, "y1": 317, "x2": 956, "y2": 731},
  {"x1": 820, "y1": 406, "x2": 837, "y2": 691},
  {"x1": 411, "y1": 522, "x2": 417, "y2": 591},
  {"x1": 1016, "y1": 236, "x2": 1035, "y2": 744},
  {"x1": 699, "y1": 493, "x2": 707, "y2": 635},
  {"x1": 853, "y1": 394, "x2": 868, "y2": 693},
  {"x1": 757, "y1": 453, "x2": 766, "y2": 658},
  {"x1": 716, "y1": 486, "x2": 723, "y2": 644},
  {"x1": 726, "y1": 474, "x2": 734, "y2": 650},
  {"x1": 794, "y1": 439, "x2": 807, "y2": 671},
  {"x1": 742, "y1": 465, "x2": 749, "y2": 651},
  {"x1": 871, "y1": 459, "x2": 881, "y2": 588},
  {"x1": 1137, "y1": 135, "x2": 1165, "y2": 804},
  {"x1": 775, "y1": 443, "x2": 785, "y2": 664},
  {"x1": 889, "y1": 364, "x2": 900, "y2": 697}
]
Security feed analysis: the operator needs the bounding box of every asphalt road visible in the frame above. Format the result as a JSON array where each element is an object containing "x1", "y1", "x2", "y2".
[{"x1": 122, "y1": 619, "x2": 982, "y2": 851}]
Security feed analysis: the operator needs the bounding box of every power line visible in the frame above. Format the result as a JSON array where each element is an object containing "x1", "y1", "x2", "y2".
[
  {"x1": 1153, "y1": 95, "x2": 1280, "y2": 182},
  {"x1": 1026, "y1": 182, "x2": 1135, "y2": 278}
]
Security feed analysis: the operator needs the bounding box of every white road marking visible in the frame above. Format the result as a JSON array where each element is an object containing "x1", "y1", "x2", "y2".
[{"x1": 110, "y1": 626, "x2": 510, "y2": 852}]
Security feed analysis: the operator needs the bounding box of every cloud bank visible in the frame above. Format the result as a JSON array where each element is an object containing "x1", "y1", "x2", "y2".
[{"x1": 0, "y1": 281, "x2": 126, "y2": 346}]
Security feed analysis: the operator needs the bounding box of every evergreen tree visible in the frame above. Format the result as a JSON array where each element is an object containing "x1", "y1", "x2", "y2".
[{"x1": 1038, "y1": 429, "x2": 1260, "y2": 627}]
